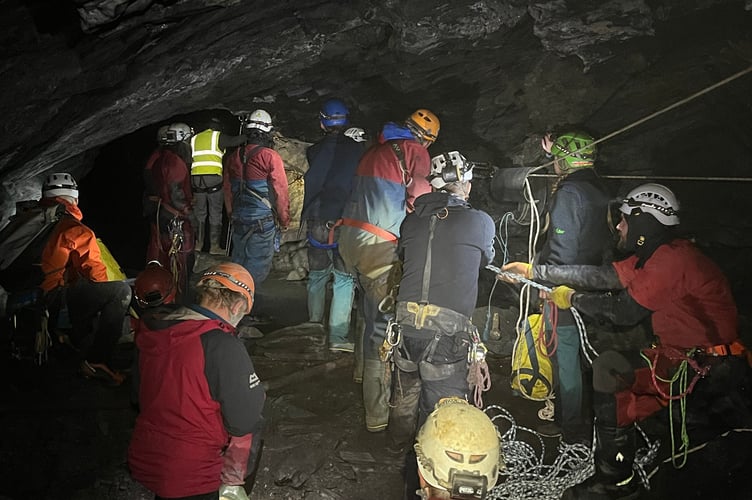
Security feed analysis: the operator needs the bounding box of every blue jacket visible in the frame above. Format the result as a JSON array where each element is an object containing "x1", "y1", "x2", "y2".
[{"x1": 302, "y1": 130, "x2": 366, "y2": 221}]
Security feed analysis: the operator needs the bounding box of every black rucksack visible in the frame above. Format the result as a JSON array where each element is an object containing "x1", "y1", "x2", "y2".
[{"x1": 0, "y1": 201, "x2": 65, "y2": 293}]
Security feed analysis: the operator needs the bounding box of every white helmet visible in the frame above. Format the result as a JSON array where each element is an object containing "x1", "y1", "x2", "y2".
[
  {"x1": 43, "y1": 172, "x2": 79, "y2": 199},
  {"x1": 167, "y1": 122, "x2": 193, "y2": 143},
  {"x1": 619, "y1": 182, "x2": 680, "y2": 226},
  {"x1": 415, "y1": 398, "x2": 503, "y2": 498},
  {"x1": 429, "y1": 151, "x2": 473, "y2": 190},
  {"x1": 245, "y1": 109, "x2": 273, "y2": 133}
]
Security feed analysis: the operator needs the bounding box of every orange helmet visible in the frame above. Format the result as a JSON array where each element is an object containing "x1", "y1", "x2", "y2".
[
  {"x1": 198, "y1": 262, "x2": 255, "y2": 312},
  {"x1": 134, "y1": 261, "x2": 176, "y2": 307},
  {"x1": 405, "y1": 109, "x2": 440, "y2": 145}
]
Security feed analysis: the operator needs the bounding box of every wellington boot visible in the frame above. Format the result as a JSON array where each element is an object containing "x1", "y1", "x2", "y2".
[
  {"x1": 209, "y1": 224, "x2": 224, "y2": 255},
  {"x1": 195, "y1": 221, "x2": 206, "y2": 252},
  {"x1": 363, "y1": 358, "x2": 391, "y2": 432},
  {"x1": 562, "y1": 471, "x2": 641, "y2": 500}
]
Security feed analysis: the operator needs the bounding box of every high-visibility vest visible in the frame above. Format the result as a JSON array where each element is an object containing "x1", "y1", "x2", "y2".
[{"x1": 190, "y1": 130, "x2": 224, "y2": 176}]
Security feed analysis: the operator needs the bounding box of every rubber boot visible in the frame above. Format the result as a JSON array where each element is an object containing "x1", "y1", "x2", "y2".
[
  {"x1": 306, "y1": 268, "x2": 330, "y2": 324},
  {"x1": 209, "y1": 224, "x2": 223, "y2": 255},
  {"x1": 565, "y1": 423, "x2": 639, "y2": 499},
  {"x1": 353, "y1": 313, "x2": 365, "y2": 383},
  {"x1": 387, "y1": 369, "x2": 421, "y2": 455},
  {"x1": 363, "y1": 358, "x2": 391, "y2": 432},
  {"x1": 196, "y1": 221, "x2": 206, "y2": 252},
  {"x1": 329, "y1": 269, "x2": 355, "y2": 344}
]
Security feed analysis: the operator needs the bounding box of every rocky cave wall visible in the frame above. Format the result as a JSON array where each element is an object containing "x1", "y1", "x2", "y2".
[{"x1": 1, "y1": 0, "x2": 752, "y2": 302}]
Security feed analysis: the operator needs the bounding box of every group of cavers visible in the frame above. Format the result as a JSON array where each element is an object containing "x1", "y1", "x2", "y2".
[{"x1": 1, "y1": 97, "x2": 751, "y2": 500}]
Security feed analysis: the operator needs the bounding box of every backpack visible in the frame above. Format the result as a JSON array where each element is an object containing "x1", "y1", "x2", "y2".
[
  {"x1": 0, "y1": 201, "x2": 65, "y2": 293},
  {"x1": 510, "y1": 313, "x2": 554, "y2": 401}
]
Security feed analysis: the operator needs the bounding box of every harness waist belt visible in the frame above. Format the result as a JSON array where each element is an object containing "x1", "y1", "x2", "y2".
[
  {"x1": 396, "y1": 301, "x2": 472, "y2": 333},
  {"x1": 703, "y1": 340, "x2": 746, "y2": 357},
  {"x1": 338, "y1": 218, "x2": 398, "y2": 243}
]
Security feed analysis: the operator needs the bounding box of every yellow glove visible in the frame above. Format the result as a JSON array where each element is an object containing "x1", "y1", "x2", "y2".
[
  {"x1": 549, "y1": 286, "x2": 576, "y2": 309},
  {"x1": 498, "y1": 262, "x2": 532, "y2": 283}
]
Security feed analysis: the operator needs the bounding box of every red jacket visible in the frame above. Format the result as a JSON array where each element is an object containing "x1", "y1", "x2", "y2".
[
  {"x1": 613, "y1": 239, "x2": 738, "y2": 348},
  {"x1": 128, "y1": 306, "x2": 265, "y2": 498},
  {"x1": 223, "y1": 144, "x2": 290, "y2": 227},
  {"x1": 40, "y1": 197, "x2": 108, "y2": 292},
  {"x1": 144, "y1": 147, "x2": 193, "y2": 217}
]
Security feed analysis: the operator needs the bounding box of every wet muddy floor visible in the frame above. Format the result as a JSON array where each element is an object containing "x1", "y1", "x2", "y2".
[{"x1": 1, "y1": 271, "x2": 751, "y2": 499}]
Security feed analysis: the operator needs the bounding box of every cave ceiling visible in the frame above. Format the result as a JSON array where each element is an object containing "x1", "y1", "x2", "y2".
[{"x1": 1, "y1": 0, "x2": 752, "y2": 255}]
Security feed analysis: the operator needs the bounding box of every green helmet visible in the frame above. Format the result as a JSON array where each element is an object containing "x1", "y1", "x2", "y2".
[{"x1": 550, "y1": 131, "x2": 596, "y2": 170}]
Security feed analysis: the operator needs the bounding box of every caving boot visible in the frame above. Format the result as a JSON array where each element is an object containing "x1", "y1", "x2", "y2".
[
  {"x1": 563, "y1": 423, "x2": 640, "y2": 500},
  {"x1": 195, "y1": 221, "x2": 206, "y2": 252},
  {"x1": 363, "y1": 358, "x2": 391, "y2": 432},
  {"x1": 353, "y1": 313, "x2": 365, "y2": 383},
  {"x1": 209, "y1": 224, "x2": 223, "y2": 255}
]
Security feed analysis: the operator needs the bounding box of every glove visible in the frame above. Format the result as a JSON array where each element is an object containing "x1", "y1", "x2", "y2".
[
  {"x1": 219, "y1": 484, "x2": 250, "y2": 500},
  {"x1": 221, "y1": 434, "x2": 253, "y2": 485},
  {"x1": 549, "y1": 286, "x2": 576, "y2": 309},
  {"x1": 498, "y1": 262, "x2": 532, "y2": 282}
]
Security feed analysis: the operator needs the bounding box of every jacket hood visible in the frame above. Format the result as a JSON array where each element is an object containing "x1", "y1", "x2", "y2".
[
  {"x1": 381, "y1": 122, "x2": 416, "y2": 142},
  {"x1": 136, "y1": 306, "x2": 235, "y2": 356},
  {"x1": 413, "y1": 191, "x2": 468, "y2": 217},
  {"x1": 41, "y1": 196, "x2": 82, "y2": 221}
]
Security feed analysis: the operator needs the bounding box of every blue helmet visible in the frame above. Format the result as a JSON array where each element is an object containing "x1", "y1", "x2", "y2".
[{"x1": 320, "y1": 98, "x2": 349, "y2": 128}]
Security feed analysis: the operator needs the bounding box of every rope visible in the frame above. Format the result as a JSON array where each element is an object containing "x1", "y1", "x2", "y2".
[
  {"x1": 484, "y1": 404, "x2": 594, "y2": 500},
  {"x1": 638, "y1": 347, "x2": 710, "y2": 469},
  {"x1": 483, "y1": 405, "x2": 661, "y2": 498},
  {"x1": 470, "y1": 359, "x2": 492, "y2": 408},
  {"x1": 524, "y1": 65, "x2": 752, "y2": 173}
]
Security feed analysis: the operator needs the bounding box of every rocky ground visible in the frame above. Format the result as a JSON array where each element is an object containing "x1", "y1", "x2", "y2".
[{"x1": 1, "y1": 270, "x2": 752, "y2": 500}]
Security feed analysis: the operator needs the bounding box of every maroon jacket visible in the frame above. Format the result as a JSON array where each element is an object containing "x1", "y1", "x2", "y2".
[{"x1": 128, "y1": 305, "x2": 265, "y2": 497}]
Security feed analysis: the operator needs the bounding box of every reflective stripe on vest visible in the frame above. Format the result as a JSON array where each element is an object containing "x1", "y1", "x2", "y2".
[{"x1": 191, "y1": 130, "x2": 224, "y2": 176}]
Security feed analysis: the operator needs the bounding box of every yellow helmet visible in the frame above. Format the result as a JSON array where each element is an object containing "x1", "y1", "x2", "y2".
[
  {"x1": 415, "y1": 398, "x2": 503, "y2": 498},
  {"x1": 405, "y1": 108, "x2": 440, "y2": 145}
]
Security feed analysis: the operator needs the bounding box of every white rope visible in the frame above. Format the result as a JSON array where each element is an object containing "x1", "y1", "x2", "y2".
[{"x1": 484, "y1": 405, "x2": 594, "y2": 500}]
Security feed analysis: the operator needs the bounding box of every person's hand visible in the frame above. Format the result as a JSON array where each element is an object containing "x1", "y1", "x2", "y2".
[
  {"x1": 541, "y1": 133, "x2": 554, "y2": 154},
  {"x1": 219, "y1": 484, "x2": 249, "y2": 500},
  {"x1": 497, "y1": 262, "x2": 531, "y2": 283},
  {"x1": 548, "y1": 285, "x2": 576, "y2": 309}
]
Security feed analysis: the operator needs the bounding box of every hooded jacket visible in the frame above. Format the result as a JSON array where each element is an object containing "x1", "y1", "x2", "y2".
[
  {"x1": 39, "y1": 197, "x2": 108, "y2": 292},
  {"x1": 397, "y1": 192, "x2": 495, "y2": 318},
  {"x1": 128, "y1": 305, "x2": 265, "y2": 498}
]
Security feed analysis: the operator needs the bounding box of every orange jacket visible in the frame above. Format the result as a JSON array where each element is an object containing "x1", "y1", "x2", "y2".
[{"x1": 40, "y1": 197, "x2": 108, "y2": 292}]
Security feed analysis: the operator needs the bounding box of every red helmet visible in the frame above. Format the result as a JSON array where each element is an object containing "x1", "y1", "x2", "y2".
[{"x1": 134, "y1": 261, "x2": 176, "y2": 307}]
